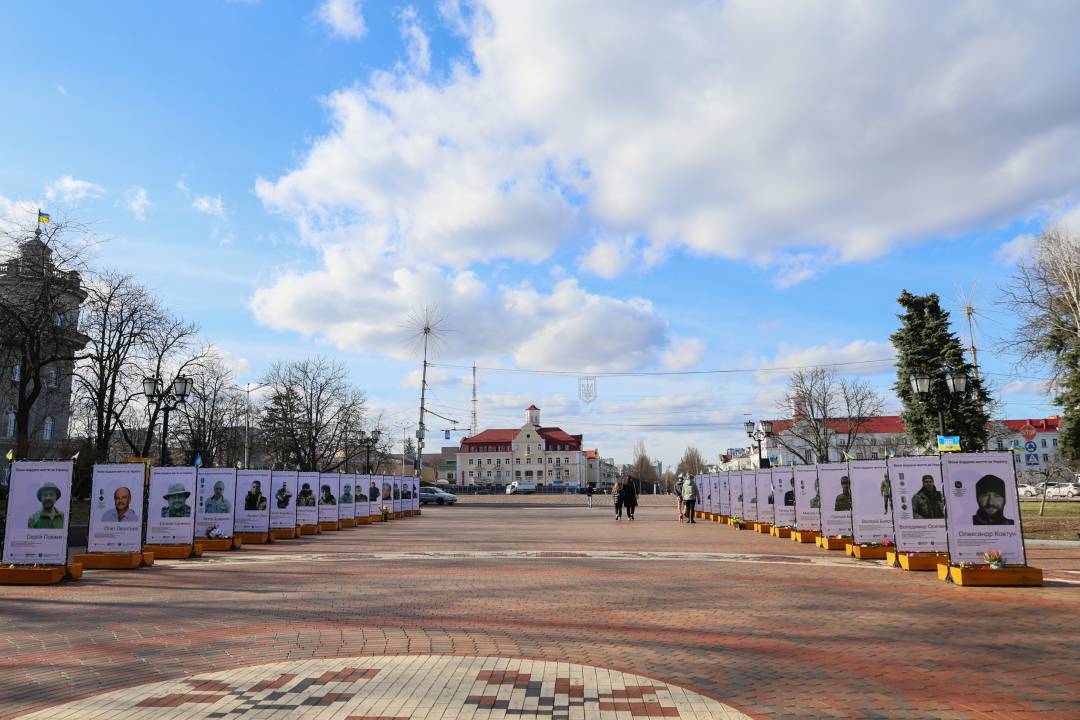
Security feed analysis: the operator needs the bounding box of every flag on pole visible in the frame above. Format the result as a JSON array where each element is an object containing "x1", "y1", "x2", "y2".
[
  {"x1": 37, "y1": 210, "x2": 50, "y2": 223},
  {"x1": 71, "y1": 450, "x2": 80, "y2": 462},
  {"x1": 841, "y1": 451, "x2": 854, "y2": 461},
  {"x1": 5, "y1": 448, "x2": 12, "y2": 461},
  {"x1": 235, "y1": 460, "x2": 242, "y2": 469},
  {"x1": 194, "y1": 453, "x2": 203, "y2": 468},
  {"x1": 884, "y1": 447, "x2": 896, "y2": 458}
]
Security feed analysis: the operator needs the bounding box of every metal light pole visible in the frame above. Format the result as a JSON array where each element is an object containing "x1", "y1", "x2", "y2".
[
  {"x1": 358, "y1": 429, "x2": 381, "y2": 473},
  {"x1": 910, "y1": 371, "x2": 968, "y2": 439},
  {"x1": 744, "y1": 420, "x2": 773, "y2": 468},
  {"x1": 143, "y1": 375, "x2": 193, "y2": 467}
]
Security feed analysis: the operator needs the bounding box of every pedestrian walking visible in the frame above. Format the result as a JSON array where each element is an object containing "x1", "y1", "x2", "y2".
[
  {"x1": 621, "y1": 476, "x2": 638, "y2": 521},
  {"x1": 586, "y1": 485, "x2": 594, "y2": 508},
  {"x1": 612, "y1": 482, "x2": 623, "y2": 521},
  {"x1": 674, "y1": 475, "x2": 686, "y2": 522},
  {"x1": 681, "y1": 474, "x2": 699, "y2": 524}
]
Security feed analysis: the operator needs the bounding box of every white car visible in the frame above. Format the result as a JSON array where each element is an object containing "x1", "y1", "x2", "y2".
[
  {"x1": 1046, "y1": 483, "x2": 1080, "y2": 499},
  {"x1": 1017, "y1": 484, "x2": 1039, "y2": 497}
]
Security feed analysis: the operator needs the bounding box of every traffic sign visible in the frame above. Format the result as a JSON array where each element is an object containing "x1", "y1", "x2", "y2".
[
  {"x1": 1021, "y1": 424, "x2": 1037, "y2": 441},
  {"x1": 1024, "y1": 440, "x2": 1038, "y2": 453},
  {"x1": 1024, "y1": 452, "x2": 1040, "y2": 466}
]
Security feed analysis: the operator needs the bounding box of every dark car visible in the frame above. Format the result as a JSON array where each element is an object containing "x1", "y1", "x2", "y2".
[{"x1": 419, "y1": 487, "x2": 458, "y2": 505}]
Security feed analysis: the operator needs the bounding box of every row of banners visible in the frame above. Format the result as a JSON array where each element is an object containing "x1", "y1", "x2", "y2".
[
  {"x1": 691, "y1": 452, "x2": 1026, "y2": 566},
  {"x1": 1, "y1": 462, "x2": 420, "y2": 566}
]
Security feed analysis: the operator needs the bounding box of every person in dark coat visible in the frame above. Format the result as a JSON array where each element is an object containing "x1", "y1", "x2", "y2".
[{"x1": 621, "y1": 476, "x2": 639, "y2": 521}]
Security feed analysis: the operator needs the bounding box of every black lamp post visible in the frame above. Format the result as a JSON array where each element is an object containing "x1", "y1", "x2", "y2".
[
  {"x1": 744, "y1": 419, "x2": 773, "y2": 468},
  {"x1": 143, "y1": 375, "x2": 193, "y2": 467},
  {"x1": 910, "y1": 370, "x2": 969, "y2": 438},
  {"x1": 359, "y1": 429, "x2": 381, "y2": 473}
]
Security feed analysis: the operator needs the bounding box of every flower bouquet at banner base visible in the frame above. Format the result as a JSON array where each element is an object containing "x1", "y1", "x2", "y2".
[
  {"x1": 207, "y1": 525, "x2": 226, "y2": 539},
  {"x1": 731, "y1": 517, "x2": 746, "y2": 529},
  {"x1": 862, "y1": 539, "x2": 894, "y2": 548},
  {"x1": 983, "y1": 549, "x2": 1004, "y2": 570},
  {"x1": 381, "y1": 505, "x2": 391, "y2": 522}
]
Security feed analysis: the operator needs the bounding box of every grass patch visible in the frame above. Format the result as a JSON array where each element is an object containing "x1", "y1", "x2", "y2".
[
  {"x1": 1019, "y1": 501, "x2": 1080, "y2": 518},
  {"x1": 1020, "y1": 500, "x2": 1080, "y2": 540}
]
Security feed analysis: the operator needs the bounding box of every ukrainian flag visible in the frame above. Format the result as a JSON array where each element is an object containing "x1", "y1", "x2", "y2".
[
  {"x1": 884, "y1": 447, "x2": 896, "y2": 458},
  {"x1": 37, "y1": 211, "x2": 50, "y2": 223},
  {"x1": 5, "y1": 449, "x2": 13, "y2": 461}
]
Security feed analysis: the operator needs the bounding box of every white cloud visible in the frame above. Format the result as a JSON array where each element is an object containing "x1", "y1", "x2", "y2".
[
  {"x1": 399, "y1": 7, "x2": 431, "y2": 75},
  {"x1": 757, "y1": 340, "x2": 896, "y2": 381},
  {"x1": 580, "y1": 235, "x2": 640, "y2": 279},
  {"x1": 317, "y1": 0, "x2": 366, "y2": 40},
  {"x1": 123, "y1": 186, "x2": 151, "y2": 221},
  {"x1": 193, "y1": 194, "x2": 225, "y2": 217},
  {"x1": 44, "y1": 175, "x2": 105, "y2": 204},
  {"x1": 401, "y1": 366, "x2": 454, "y2": 389},
  {"x1": 995, "y1": 233, "x2": 1036, "y2": 266},
  {"x1": 662, "y1": 337, "x2": 705, "y2": 372},
  {"x1": 999, "y1": 379, "x2": 1049, "y2": 396}
]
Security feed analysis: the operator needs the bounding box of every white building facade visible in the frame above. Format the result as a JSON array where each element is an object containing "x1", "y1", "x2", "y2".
[{"x1": 456, "y1": 405, "x2": 585, "y2": 487}]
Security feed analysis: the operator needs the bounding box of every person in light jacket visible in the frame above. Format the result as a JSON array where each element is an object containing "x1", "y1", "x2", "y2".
[
  {"x1": 612, "y1": 482, "x2": 623, "y2": 521},
  {"x1": 681, "y1": 475, "x2": 699, "y2": 524}
]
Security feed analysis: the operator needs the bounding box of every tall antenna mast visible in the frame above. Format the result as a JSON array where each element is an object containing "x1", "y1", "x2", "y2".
[
  {"x1": 964, "y1": 304, "x2": 980, "y2": 380},
  {"x1": 405, "y1": 305, "x2": 447, "y2": 481},
  {"x1": 470, "y1": 362, "x2": 478, "y2": 437},
  {"x1": 417, "y1": 324, "x2": 430, "y2": 477}
]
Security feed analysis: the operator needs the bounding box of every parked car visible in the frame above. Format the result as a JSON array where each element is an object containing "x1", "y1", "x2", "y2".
[
  {"x1": 1046, "y1": 483, "x2": 1080, "y2": 499},
  {"x1": 419, "y1": 487, "x2": 457, "y2": 505},
  {"x1": 1018, "y1": 484, "x2": 1039, "y2": 497}
]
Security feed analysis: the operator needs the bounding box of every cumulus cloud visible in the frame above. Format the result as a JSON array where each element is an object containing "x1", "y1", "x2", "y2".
[
  {"x1": 123, "y1": 186, "x2": 151, "y2": 221},
  {"x1": 193, "y1": 194, "x2": 225, "y2": 217},
  {"x1": 756, "y1": 340, "x2": 896, "y2": 381},
  {"x1": 317, "y1": 0, "x2": 366, "y2": 40},
  {"x1": 995, "y1": 233, "x2": 1037, "y2": 266},
  {"x1": 662, "y1": 337, "x2": 705, "y2": 372},
  {"x1": 999, "y1": 379, "x2": 1049, "y2": 397},
  {"x1": 399, "y1": 7, "x2": 431, "y2": 75},
  {"x1": 45, "y1": 175, "x2": 105, "y2": 204}
]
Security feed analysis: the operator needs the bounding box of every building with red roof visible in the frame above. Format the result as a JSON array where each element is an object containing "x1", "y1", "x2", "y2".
[{"x1": 456, "y1": 405, "x2": 586, "y2": 487}]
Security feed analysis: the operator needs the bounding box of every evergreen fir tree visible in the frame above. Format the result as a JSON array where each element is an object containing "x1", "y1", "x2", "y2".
[
  {"x1": 891, "y1": 290, "x2": 993, "y2": 451},
  {"x1": 1053, "y1": 345, "x2": 1080, "y2": 463}
]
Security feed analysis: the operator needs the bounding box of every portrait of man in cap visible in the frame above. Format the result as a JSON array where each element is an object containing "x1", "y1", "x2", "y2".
[
  {"x1": 972, "y1": 474, "x2": 1014, "y2": 525},
  {"x1": 912, "y1": 474, "x2": 945, "y2": 520},
  {"x1": 296, "y1": 482, "x2": 315, "y2": 507},
  {"x1": 204, "y1": 480, "x2": 231, "y2": 514},
  {"x1": 28, "y1": 482, "x2": 65, "y2": 529},
  {"x1": 101, "y1": 486, "x2": 139, "y2": 523},
  {"x1": 161, "y1": 483, "x2": 192, "y2": 517}
]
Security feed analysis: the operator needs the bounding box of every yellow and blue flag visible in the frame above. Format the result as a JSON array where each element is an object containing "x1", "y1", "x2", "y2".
[
  {"x1": 37, "y1": 210, "x2": 50, "y2": 223},
  {"x1": 884, "y1": 447, "x2": 896, "y2": 458},
  {"x1": 194, "y1": 453, "x2": 203, "y2": 468},
  {"x1": 5, "y1": 448, "x2": 13, "y2": 461}
]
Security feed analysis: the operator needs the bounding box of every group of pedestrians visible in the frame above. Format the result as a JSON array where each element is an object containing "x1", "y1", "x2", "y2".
[
  {"x1": 674, "y1": 474, "x2": 698, "y2": 523},
  {"x1": 585, "y1": 474, "x2": 699, "y2": 524},
  {"x1": 611, "y1": 477, "x2": 638, "y2": 520}
]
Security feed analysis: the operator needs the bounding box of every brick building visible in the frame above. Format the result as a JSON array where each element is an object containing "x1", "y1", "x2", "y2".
[{"x1": 456, "y1": 405, "x2": 584, "y2": 487}]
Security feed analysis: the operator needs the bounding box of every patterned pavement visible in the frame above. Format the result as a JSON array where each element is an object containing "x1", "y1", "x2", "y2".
[{"x1": 2, "y1": 502, "x2": 1080, "y2": 719}]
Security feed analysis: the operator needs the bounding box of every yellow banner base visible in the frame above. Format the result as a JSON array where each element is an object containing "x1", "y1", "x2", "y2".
[
  {"x1": 298, "y1": 524, "x2": 320, "y2": 535},
  {"x1": 72, "y1": 551, "x2": 146, "y2": 569},
  {"x1": 816, "y1": 535, "x2": 849, "y2": 550},
  {"x1": 0, "y1": 565, "x2": 67, "y2": 585},
  {"x1": 846, "y1": 544, "x2": 889, "y2": 560},
  {"x1": 235, "y1": 532, "x2": 270, "y2": 544},
  {"x1": 941, "y1": 564, "x2": 1043, "y2": 586},
  {"x1": 770, "y1": 526, "x2": 792, "y2": 538}
]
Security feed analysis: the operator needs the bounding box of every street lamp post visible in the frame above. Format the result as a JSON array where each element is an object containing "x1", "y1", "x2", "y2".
[
  {"x1": 910, "y1": 371, "x2": 969, "y2": 439},
  {"x1": 143, "y1": 375, "x2": 193, "y2": 467},
  {"x1": 744, "y1": 419, "x2": 773, "y2": 468},
  {"x1": 358, "y1": 429, "x2": 381, "y2": 473}
]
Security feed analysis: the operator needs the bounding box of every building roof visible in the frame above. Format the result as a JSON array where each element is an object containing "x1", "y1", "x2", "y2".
[
  {"x1": 584, "y1": 449, "x2": 598, "y2": 458},
  {"x1": 526, "y1": 404, "x2": 540, "y2": 411},
  {"x1": 999, "y1": 418, "x2": 1061, "y2": 432},
  {"x1": 460, "y1": 426, "x2": 583, "y2": 447},
  {"x1": 768, "y1": 415, "x2": 1062, "y2": 435}
]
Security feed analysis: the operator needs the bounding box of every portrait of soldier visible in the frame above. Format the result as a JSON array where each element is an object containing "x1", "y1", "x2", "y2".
[
  {"x1": 392, "y1": 482, "x2": 401, "y2": 500},
  {"x1": 911, "y1": 474, "x2": 945, "y2": 520},
  {"x1": 972, "y1": 474, "x2": 1014, "y2": 525},
  {"x1": 244, "y1": 479, "x2": 268, "y2": 511},
  {"x1": 356, "y1": 482, "x2": 368, "y2": 502},
  {"x1": 320, "y1": 484, "x2": 337, "y2": 505},
  {"x1": 296, "y1": 482, "x2": 316, "y2": 507},
  {"x1": 204, "y1": 480, "x2": 231, "y2": 514},
  {"x1": 27, "y1": 482, "x2": 65, "y2": 529},
  {"x1": 369, "y1": 480, "x2": 380, "y2": 502},
  {"x1": 382, "y1": 481, "x2": 392, "y2": 502},
  {"x1": 881, "y1": 473, "x2": 892, "y2": 514},
  {"x1": 341, "y1": 483, "x2": 353, "y2": 504},
  {"x1": 401, "y1": 483, "x2": 411, "y2": 500},
  {"x1": 784, "y1": 481, "x2": 795, "y2": 506},
  {"x1": 834, "y1": 475, "x2": 852, "y2": 512},
  {"x1": 810, "y1": 478, "x2": 820, "y2": 509},
  {"x1": 161, "y1": 483, "x2": 192, "y2": 517},
  {"x1": 101, "y1": 486, "x2": 139, "y2": 523},
  {"x1": 274, "y1": 481, "x2": 293, "y2": 509}
]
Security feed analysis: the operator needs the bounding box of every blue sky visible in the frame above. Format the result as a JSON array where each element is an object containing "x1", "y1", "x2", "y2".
[{"x1": 2, "y1": 1, "x2": 1076, "y2": 466}]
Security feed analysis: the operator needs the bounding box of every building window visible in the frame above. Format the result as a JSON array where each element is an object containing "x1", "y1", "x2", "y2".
[
  {"x1": 42, "y1": 416, "x2": 54, "y2": 441},
  {"x1": 1042, "y1": 439, "x2": 1047, "y2": 448},
  {"x1": 526, "y1": 457, "x2": 531, "y2": 464},
  {"x1": 1043, "y1": 453, "x2": 1049, "y2": 462},
  {"x1": 1053, "y1": 438, "x2": 1058, "y2": 446},
  {"x1": 515, "y1": 470, "x2": 521, "y2": 478},
  {"x1": 515, "y1": 457, "x2": 520, "y2": 464},
  {"x1": 537, "y1": 443, "x2": 542, "y2": 451},
  {"x1": 555, "y1": 457, "x2": 560, "y2": 464},
  {"x1": 46, "y1": 366, "x2": 60, "y2": 388},
  {"x1": 5, "y1": 412, "x2": 15, "y2": 437},
  {"x1": 468, "y1": 458, "x2": 473, "y2": 465},
  {"x1": 548, "y1": 457, "x2": 552, "y2": 463},
  {"x1": 487, "y1": 470, "x2": 492, "y2": 477},
  {"x1": 10, "y1": 364, "x2": 20, "y2": 382},
  {"x1": 486, "y1": 458, "x2": 491, "y2": 464},
  {"x1": 564, "y1": 456, "x2": 569, "y2": 464}
]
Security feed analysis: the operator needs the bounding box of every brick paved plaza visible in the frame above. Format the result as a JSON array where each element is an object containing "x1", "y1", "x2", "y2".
[{"x1": 2, "y1": 500, "x2": 1079, "y2": 719}]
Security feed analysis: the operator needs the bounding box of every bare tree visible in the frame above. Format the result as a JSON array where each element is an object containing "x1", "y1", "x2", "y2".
[
  {"x1": 0, "y1": 217, "x2": 91, "y2": 459},
  {"x1": 259, "y1": 357, "x2": 366, "y2": 471},
  {"x1": 173, "y1": 354, "x2": 246, "y2": 467},
  {"x1": 775, "y1": 366, "x2": 885, "y2": 464},
  {"x1": 631, "y1": 438, "x2": 659, "y2": 491},
  {"x1": 676, "y1": 446, "x2": 706, "y2": 478}
]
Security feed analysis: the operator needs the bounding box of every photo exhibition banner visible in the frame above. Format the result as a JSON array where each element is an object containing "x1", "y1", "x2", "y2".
[
  {"x1": 731, "y1": 471, "x2": 745, "y2": 518},
  {"x1": 195, "y1": 467, "x2": 236, "y2": 539},
  {"x1": 296, "y1": 471, "x2": 319, "y2": 526},
  {"x1": 717, "y1": 472, "x2": 731, "y2": 516},
  {"x1": 269, "y1": 470, "x2": 298, "y2": 530},
  {"x1": 380, "y1": 476, "x2": 393, "y2": 513},
  {"x1": 942, "y1": 452, "x2": 1026, "y2": 565},
  {"x1": 2, "y1": 461, "x2": 73, "y2": 565},
  {"x1": 794, "y1": 465, "x2": 820, "y2": 531},
  {"x1": 409, "y1": 477, "x2": 419, "y2": 511},
  {"x1": 235, "y1": 469, "x2": 272, "y2": 533},
  {"x1": 772, "y1": 467, "x2": 796, "y2": 527},
  {"x1": 146, "y1": 466, "x2": 197, "y2": 545},
  {"x1": 393, "y1": 476, "x2": 403, "y2": 515},
  {"x1": 87, "y1": 463, "x2": 145, "y2": 553},
  {"x1": 370, "y1": 475, "x2": 385, "y2": 515},
  {"x1": 318, "y1": 473, "x2": 339, "y2": 524},
  {"x1": 339, "y1": 473, "x2": 356, "y2": 521},
  {"x1": 354, "y1": 474, "x2": 370, "y2": 519},
  {"x1": 755, "y1": 469, "x2": 774, "y2": 524},
  {"x1": 709, "y1": 475, "x2": 719, "y2": 515},
  {"x1": 848, "y1": 460, "x2": 894, "y2": 544},
  {"x1": 887, "y1": 456, "x2": 947, "y2": 553},
  {"x1": 818, "y1": 463, "x2": 853, "y2": 537}
]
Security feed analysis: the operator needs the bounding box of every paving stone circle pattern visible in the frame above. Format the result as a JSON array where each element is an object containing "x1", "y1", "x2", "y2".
[{"x1": 14, "y1": 655, "x2": 747, "y2": 720}]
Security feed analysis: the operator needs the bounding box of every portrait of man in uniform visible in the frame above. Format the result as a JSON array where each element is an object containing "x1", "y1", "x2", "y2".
[
  {"x1": 244, "y1": 480, "x2": 268, "y2": 511},
  {"x1": 912, "y1": 474, "x2": 945, "y2": 520},
  {"x1": 101, "y1": 486, "x2": 139, "y2": 523},
  {"x1": 27, "y1": 482, "x2": 65, "y2": 529},
  {"x1": 204, "y1": 480, "x2": 231, "y2": 514},
  {"x1": 161, "y1": 483, "x2": 192, "y2": 517},
  {"x1": 341, "y1": 483, "x2": 353, "y2": 504},
  {"x1": 320, "y1": 484, "x2": 337, "y2": 505},
  {"x1": 274, "y1": 482, "x2": 293, "y2": 509},
  {"x1": 369, "y1": 479, "x2": 380, "y2": 502},
  {"x1": 972, "y1": 474, "x2": 1014, "y2": 525},
  {"x1": 834, "y1": 476, "x2": 852, "y2": 512},
  {"x1": 296, "y1": 482, "x2": 315, "y2": 507}
]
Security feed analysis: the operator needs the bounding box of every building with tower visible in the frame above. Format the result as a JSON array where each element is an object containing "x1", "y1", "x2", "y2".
[{"x1": 455, "y1": 405, "x2": 586, "y2": 487}]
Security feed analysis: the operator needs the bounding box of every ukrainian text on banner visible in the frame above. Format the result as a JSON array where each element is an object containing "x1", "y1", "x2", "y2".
[
  {"x1": 887, "y1": 456, "x2": 947, "y2": 553},
  {"x1": 147, "y1": 466, "x2": 197, "y2": 545},
  {"x1": 393, "y1": 476, "x2": 403, "y2": 515},
  {"x1": 718, "y1": 472, "x2": 731, "y2": 516},
  {"x1": 354, "y1": 474, "x2": 370, "y2": 519},
  {"x1": 2, "y1": 461, "x2": 73, "y2": 565},
  {"x1": 318, "y1": 474, "x2": 339, "y2": 524},
  {"x1": 773, "y1": 467, "x2": 796, "y2": 527},
  {"x1": 794, "y1": 465, "x2": 820, "y2": 531},
  {"x1": 709, "y1": 475, "x2": 718, "y2": 515},
  {"x1": 339, "y1": 474, "x2": 356, "y2": 521},
  {"x1": 849, "y1": 460, "x2": 894, "y2": 544},
  {"x1": 942, "y1": 452, "x2": 1026, "y2": 565},
  {"x1": 818, "y1": 464, "x2": 853, "y2": 537},
  {"x1": 195, "y1": 467, "x2": 236, "y2": 539},
  {"x1": 235, "y1": 469, "x2": 271, "y2": 533},
  {"x1": 88, "y1": 463, "x2": 145, "y2": 553},
  {"x1": 270, "y1": 470, "x2": 298, "y2": 530},
  {"x1": 702, "y1": 475, "x2": 712, "y2": 515},
  {"x1": 743, "y1": 470, "x2": 759, "y2": 521},
  {"x1": 295, "y1": 472, "x2": 320, "y2": 527},
  {"x1": 697, "y1": 477, "x2": 707, "y2": 514},
  {"x1": 731, "y1": 471, "x2": 745, "y2": 518},
  {"x1": 755, "y1": 469, "x2": 774, "y2": 524}
]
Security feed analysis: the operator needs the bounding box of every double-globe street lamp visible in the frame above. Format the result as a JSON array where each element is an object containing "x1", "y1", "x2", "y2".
[
  {"x1": 744, "y1": 419, "x2": 773, "y2": 468},
  {"x1": 909, "y1": 370, "x2": 969, "y2": 438},
  {"x1": 143, "y1": 375, "x2": 193, "y2": 467},
  {"x1": 358, "y1": 429, "x2": 381, "y2": 473}
]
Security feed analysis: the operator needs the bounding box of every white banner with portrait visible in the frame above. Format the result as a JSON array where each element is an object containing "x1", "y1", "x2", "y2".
[
  {"x1": 146, "y1": 466, "x2": 197, "y2": 545},
  {"x1": 393, "y1": 476, "x2": 403, "y2": 514},
  {"x1": 270, "y1": 470, "x2": 298, "y2": 530},
  {"x1": 755, "y1": 469, "x2": 774, "y2": 524},
  {"x1": 743, "y1": 470, "x2": 759, "y2": 521},
  {"x1": 888, "y1": 456, "x2": 947, "y2": 553},
  {"x1": 295, "y1": 472, "x2": 319, "y2": 526},
  {"x1": 379, "y1": 476, "x2": 393, "y2": 514},
  {"x1": 849, "y1": 460, "x2": 894, "y2": 544},
  {"x1": 718, "y1": 472, "x2": 731, "y2": 516},
  {"x1": 195, "y1": 467, "x2": 236, "y2": 539},
  {"x1": 339, "y1": 473, "x2": 356, "y2": 521},
  {"x1": 87, "y1": 463, "x2": 145, "y2": 553},
  {"x1": 818, "y1": 464, "x2": 853, "y2": 537},
  {"x1": 772, "y1": 467, "x2": 796, "y2": 527},
  {"x1": 2, "y1": 461, "x2": 73, "y2": 565},
  {"x1": 235, "y1": 469, "x2": 271, "y2": 533},
  {"x1": 408, "y1": 477, "x2": 419, "y2": 511},
  {"x1": 730, "y1": 471, "x2": 745, "y2": 518},
  {"x1": 942, "y1": 452, "x2": 1026, "y2": 565},
  {"x1": 354, "y1": 474, "x2": 370, "y2": 519},
  {"x1": 794, "y1": 465, "x2": 820, "y2": 531},
  {"x1": 318, "y1": 473, "x2": 339, "y2": 523}
]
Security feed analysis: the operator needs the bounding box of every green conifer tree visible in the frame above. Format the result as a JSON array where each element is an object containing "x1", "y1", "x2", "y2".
[
  {"x1": 891, "y1": 291, "x2": 993, "y2": 451},
  {"x1": 1053, "y1": 345, "x2": 1080, "y2": 463}
]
